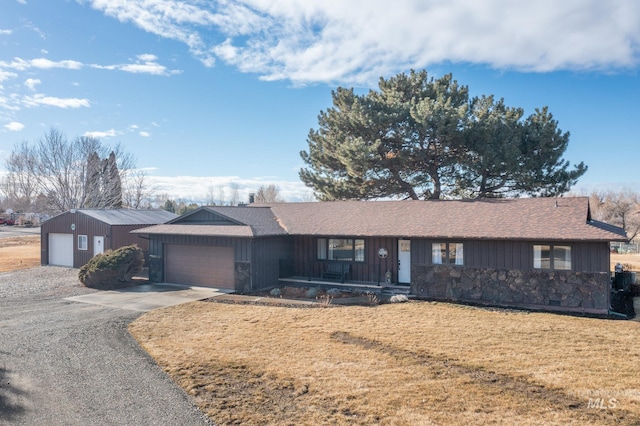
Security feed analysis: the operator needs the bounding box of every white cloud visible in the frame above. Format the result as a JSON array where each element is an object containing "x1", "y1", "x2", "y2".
[
  {"x1": 87, "y1": 0, "x2": 640, "y2": 84},
  {"x1": 83, "y1": 128, "x2": 118, "y2": 138},
  {"x1": 0, "y1": 57, "x2": 82, "y2": 71},
  {"x1": 4, "y1": 121, "x2": 24, "y2": 131},
  {"x1": 139, "y1": 131, "x2": 150, "y2": 137},
  {"x1": 118, "y1": 62, "x2": 169, "y2": 75},
  {"x1": 137, "y1": 53, "x2": 157, "y2": 62},
  {"x1": 0, "y1": 95, "x2": 21, "y2": 112},
  {"x1": 1, "y1": 56, "x2": 179, "y2": 76},
  {"x1": 0, "y1": 70, "x2": 17, "y2": 82},
  {"x1": 90, "y1": 54, "x2": 181, "y2": 76},
  {"x1": 0, "y1": 29, "x2": 12, "y2": 35},
  {"x1": 24, "y1": 78, "x2": 40, "y2": 91},
  {"x1": 22, "y1": 94, "x2": 90, "y2": 108},
  {"x1": 30, "y1": 58, "x2": 83, "y2": 70}
]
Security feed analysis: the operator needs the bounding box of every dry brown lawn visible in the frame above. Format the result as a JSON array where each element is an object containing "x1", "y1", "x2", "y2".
[
  {"x1": 130, "y1": 301, "x2": 640, "y2": 425},
  {"x1": 0, "y1": 234, "x2": 40, "y2": 272},
  {"x1": 612, "y1": 253, "x2": 640, "y2": 272}
]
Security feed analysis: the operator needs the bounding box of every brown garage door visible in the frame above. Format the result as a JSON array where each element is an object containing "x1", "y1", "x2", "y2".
[{"x1": 164, "y1": 245, "x2": 235, "y2": 289}]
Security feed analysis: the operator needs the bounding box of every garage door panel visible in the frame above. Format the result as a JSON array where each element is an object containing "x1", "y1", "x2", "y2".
[
  {"x1": 49, "y1": 233, "x2": 74, "y2": 267},
  {"x1": 165, "y1": 245, "x2": 235, "y2": 289}
]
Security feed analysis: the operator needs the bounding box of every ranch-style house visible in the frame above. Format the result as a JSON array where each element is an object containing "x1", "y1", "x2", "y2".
[{"x1": 133, "y1": 197, "x2": 627, "y2": 315}]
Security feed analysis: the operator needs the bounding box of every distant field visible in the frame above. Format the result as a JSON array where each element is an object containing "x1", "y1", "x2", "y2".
[
  {"x1": 0, "y1": 235, "x2": 40, "y2": 272},
  {"x1": 611, "y1": 253, "x2": 640, "y2": 272}
]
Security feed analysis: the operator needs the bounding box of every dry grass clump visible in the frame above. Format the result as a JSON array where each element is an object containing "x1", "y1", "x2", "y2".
[
  {"x1": 0, "y1": 235, "x2": 40, "y2": 272},
  {"x1": 130, "y1": 301, "x2": 640, "y2": 425}
]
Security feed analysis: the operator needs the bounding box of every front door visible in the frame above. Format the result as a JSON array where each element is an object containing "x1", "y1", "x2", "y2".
[
  {"x1": 93, "y1": 236, "x2": 104, "y2": 256},
  {"x1": 398, "y1": 239, "x2": 411, "y2": 284}
]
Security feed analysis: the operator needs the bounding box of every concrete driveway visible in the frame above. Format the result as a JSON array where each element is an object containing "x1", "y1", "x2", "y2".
[{"x1": 65, "y1": 283, "x2": 232, "y2": 312}]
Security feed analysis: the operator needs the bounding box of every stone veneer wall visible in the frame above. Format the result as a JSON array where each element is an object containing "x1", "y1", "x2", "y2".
[{"x1": 411, "y1": 265, "x2": 610, "y2": 313}]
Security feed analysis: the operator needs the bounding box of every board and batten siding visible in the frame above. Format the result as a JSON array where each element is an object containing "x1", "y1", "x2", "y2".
[
  {"x1": 291, "y1": 236, "x2": 401, "y2": 283},
  {"x1": 178, "y1": 209, "x2": 238, "y2": 224},
  {"x1": 411, "y1": 239, "x2": 610, "y2": 273},
  {"x1": 252, "y1": 237, "x2": 293, "y2": 290},
  {"x1": 113, "y1": 225, "x2": 150, "y2": 254},
  {"x1": 288, "y1": 236, "x2": 612, "y2": 284}
]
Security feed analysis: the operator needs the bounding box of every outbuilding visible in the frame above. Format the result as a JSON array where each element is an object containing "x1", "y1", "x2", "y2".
[{"x1": 41, "y1": 209, "x2": 177, "y2": 268}]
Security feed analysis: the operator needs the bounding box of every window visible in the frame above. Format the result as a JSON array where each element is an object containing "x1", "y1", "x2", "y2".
[
  {"x1": 533, "y1": 245, "x2": 571, "y2": 270},
  {"x1": 317, "y1": 238, "x2": 365, "y2": 262},
  {"x1": 78, "y1": 235, "x2": 88, "y2": 251},
  {"x1": 432, "y1": 242, "x2": 464, "y2": 265},
  {"x1": 317, "y1": 238, "x2": 327, "y2": 260}
]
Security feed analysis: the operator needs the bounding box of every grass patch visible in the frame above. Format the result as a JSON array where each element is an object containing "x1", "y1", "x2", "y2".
[
  {"x1": 130, "y1": 301, "x2": 640, "y2": 425},
  {"x1": 0, "y1": 235, "x2": 40, "y2": 272}
]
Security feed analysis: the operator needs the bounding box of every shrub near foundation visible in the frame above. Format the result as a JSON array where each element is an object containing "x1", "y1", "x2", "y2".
[{"x1": 79, "y1": 245, "x2": 144, "y2": 290}]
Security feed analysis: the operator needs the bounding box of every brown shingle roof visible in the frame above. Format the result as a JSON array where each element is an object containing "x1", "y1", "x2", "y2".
[
  {"x1": 131, "y1": 224, "x2": 254, "y2": 237},
  {"x1": 203, "y1": 206, "x2": 287, "y2": 236},
  {"x1": 266, "y1": 197, "x2": 627, "y2": 242},
  {"x1": 133, "y1": 197, "x2": 627, "y2": 242}
]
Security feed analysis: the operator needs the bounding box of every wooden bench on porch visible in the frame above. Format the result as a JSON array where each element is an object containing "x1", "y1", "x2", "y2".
[{"x1": 322, "y1": 262, "x2": 351, "y2": 283}]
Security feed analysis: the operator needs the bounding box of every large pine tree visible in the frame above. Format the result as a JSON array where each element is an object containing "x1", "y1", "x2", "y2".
[
  {"x1": 104, "y1": 151, "x2": 123, "y2": 208},
  {"x1": 300, "y1": 70, "x2": 586, "y2": 200},
  {"x1": 82, "y1": 151, "x2": 123, "y2": 208}
]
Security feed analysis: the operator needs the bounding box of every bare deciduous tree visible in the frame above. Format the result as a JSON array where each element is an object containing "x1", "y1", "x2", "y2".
[
  {"x1": 217, "y1": 185, "x2": 226, "y2": 206},
  {"x1": 205, "y1": 184, "x2": 216, "y2": 206},
  {"x1": 589, "y1": 189, "x2": 640, "y2": 241},
  {"x1": 2, "y1": 128, "x2": 135, "y2": 214},
  {"x1": 122, "y1": 170, "x2": 155, "y2": 209},
  {"x1": 229, "y1": 182, "x2": 240, "y2": 206},
  {"x1": 254, "y1": 184, "x2": 283, "y2": 203}
]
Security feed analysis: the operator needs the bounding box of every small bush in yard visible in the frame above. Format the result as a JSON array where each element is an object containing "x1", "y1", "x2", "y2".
[
  {"x1": 390, "y1": 294, "x2": 409, "y2": 303},
  {"x1": 269, "y1": 288, "x2": 282, "y2": 297},
  {"x1": 78, "y1": 245, "x2": 144, "y2": 290},
  {"x1": 305, "y1": 287, "x2": 318, "y2": 298}
]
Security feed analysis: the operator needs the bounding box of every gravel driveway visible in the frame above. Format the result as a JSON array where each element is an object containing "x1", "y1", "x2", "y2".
[{"x1": 0, "y1": 267, "x2": 212, "y2": 425}]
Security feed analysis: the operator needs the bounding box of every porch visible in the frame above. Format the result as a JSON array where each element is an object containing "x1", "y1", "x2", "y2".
[{"x1": 277, "y1": 275, "x2": 412, "y2": 297}]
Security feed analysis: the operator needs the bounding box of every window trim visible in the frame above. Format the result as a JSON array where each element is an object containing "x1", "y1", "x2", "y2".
[
  {"x1": 432, "y1": 242, "x2": 464, "y2": 266},
  {"x1": 317, "y1": 237, "x2": 365, "y2": 262},
  {"x1": 78, "y1": 234, "x2": 88, "y2": 251},
  {"x1": 533, "y1": 244, "x2": 572, "y2": 271}
]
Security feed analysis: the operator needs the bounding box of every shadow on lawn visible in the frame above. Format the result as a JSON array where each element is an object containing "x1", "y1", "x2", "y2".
[
  {"x1": 0, "y1": 364, "x2": 27, "y2": 422},
  {"x1": 331, "y1": 331, "x2": 640, "y2": 426}
]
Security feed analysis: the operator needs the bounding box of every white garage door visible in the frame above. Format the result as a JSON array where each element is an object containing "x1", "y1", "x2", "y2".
[
  {"x1": 164, "y1": 245, "x2": 235, "y2": 289},
  {"x1": 49, "y1": 233, "x2": 74, "y2": 267}
]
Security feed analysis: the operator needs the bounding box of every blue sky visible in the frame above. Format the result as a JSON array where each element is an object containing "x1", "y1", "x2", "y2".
[{"x1": 1, "y1": 0, "x2": 639, "y2": 203}]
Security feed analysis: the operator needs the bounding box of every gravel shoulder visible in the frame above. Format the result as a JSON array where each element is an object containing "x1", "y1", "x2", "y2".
[{"x1": 0, "y1": 267, "x2": 211, "y2": 426}]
